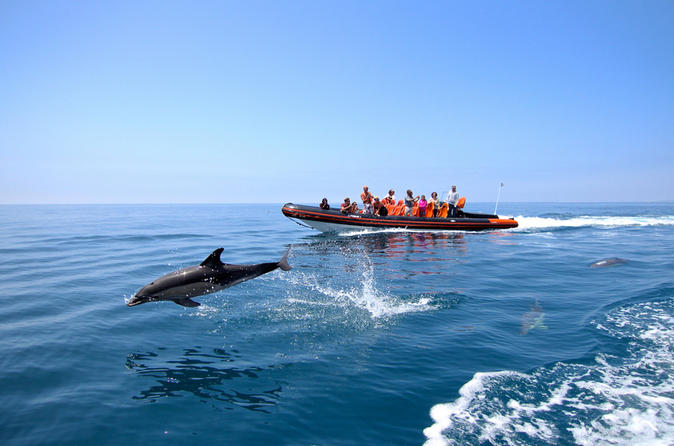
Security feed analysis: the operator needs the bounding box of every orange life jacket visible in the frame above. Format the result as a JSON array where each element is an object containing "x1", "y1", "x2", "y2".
[
  {"x1": 439, "y1": 203, "x2": 449, "y2": 218},
  {"x1": 425, "y1": 201, "x2": 435, "y2": 218}
]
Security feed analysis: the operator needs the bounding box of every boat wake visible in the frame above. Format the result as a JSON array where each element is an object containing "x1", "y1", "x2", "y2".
[
  {"x1": 512, "y1": 215, "x2": 674, "y2": 232},
  {"x1": 306, "y1": 215, "x2": 674, "y2": 236},
  {"x1": 423, "y1": 298, "x2": 674, "y2": 445}
]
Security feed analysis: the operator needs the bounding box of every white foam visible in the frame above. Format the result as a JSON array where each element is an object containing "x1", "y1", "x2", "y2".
[
  {"x1": 285, "y1": 297, "x2": 340, "y2": 307},
  {"x1": 338, "y1": 227, "x2": 412, "y2": 237},
  {"x1": 423, "y1": 299, "x2": 674, "y2": 446},
  {"x1": 424, "y1": 371, "x2": 522, "y2": 444},
  {"x1": 187, "y1": 304, "x2": 220, "y2": 318},
  {"x1": 512, "y1": 215, "x2": 674, "y2": 231},
  {"x1": 337, "y1": 227, "x2": 466, "y2": 237}
]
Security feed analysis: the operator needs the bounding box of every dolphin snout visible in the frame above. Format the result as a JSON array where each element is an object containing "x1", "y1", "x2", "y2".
[
  {"x1": 127, "y1": 294, "x2": 147, "y2": 307},
  {"x1": 127, "y1": 285, "x2": 153, "y2": 306}
]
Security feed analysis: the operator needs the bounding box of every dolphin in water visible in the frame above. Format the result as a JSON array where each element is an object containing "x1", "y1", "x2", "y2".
[
  {"x1": 127, "y1": 247, "x2": 291, "y2": 307},
  {"x1": 590, "y1": 257, "x2": 628, "y2": 268},
  {"x1": 520, "y1": 297, "x2": 547, "y2": 335}
]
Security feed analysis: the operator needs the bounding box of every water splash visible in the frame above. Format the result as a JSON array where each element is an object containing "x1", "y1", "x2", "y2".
[
  {"x1": 283, "y1": 251, "x2": 435, "y2": 319},
  {"x1": 284, "y1": 271, "x2": 434, "y2": 319}
]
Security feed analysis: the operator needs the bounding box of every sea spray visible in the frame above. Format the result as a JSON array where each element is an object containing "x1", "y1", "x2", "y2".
[{"x1": 283, "y1": 245, "x2": 436, "y2": 320}]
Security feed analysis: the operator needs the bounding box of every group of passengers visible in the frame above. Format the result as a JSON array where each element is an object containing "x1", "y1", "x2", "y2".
[{"x1": 321, "y1": 185, "x2": 461, "y2": 219}]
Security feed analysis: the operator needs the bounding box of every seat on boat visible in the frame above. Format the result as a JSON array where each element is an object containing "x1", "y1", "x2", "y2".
[
  {"x1": 438, "y1": 203, "x2": 449, "y2": 218},
  {"x1": 392, "y1": 200, "x2": 404, "y2": 215},
  {"x1": 425, "y1": 202, "x2": 434, "y2": 218}
]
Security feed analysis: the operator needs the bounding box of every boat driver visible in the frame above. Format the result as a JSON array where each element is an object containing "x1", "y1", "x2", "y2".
[{"x1": 447, "y1": 185, "x2": 459, "y2": 217}]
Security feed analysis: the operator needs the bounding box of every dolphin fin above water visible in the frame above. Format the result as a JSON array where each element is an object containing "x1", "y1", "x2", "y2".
[
  {"x1": 176, "y1": 298, "x2": 200, "y2": 307},
  {"x1": 200, "y1": 248, "x2": 225, "y2": 268},
  {"x1": 590, "y1": 257, "x2": 628, "y2": 268}
]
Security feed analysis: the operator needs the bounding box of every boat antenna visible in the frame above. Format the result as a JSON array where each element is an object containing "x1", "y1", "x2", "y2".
[{"x1": 493, "y1": 182, "x2": 504, "y2": 215}]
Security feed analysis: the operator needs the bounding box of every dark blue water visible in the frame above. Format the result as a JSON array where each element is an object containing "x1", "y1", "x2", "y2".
[{"x1": 1, "y1": 203, "x2": 672, "y2": 445}]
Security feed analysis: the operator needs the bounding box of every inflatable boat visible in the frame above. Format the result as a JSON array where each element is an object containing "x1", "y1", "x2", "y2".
[{"x1": 282, "y1": 202, "x2": 518, "y2": 233}]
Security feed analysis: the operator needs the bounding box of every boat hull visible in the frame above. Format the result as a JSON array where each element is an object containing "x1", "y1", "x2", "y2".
[{"x1": 281, "y1": 203, "x2": 518, "y2": 233}]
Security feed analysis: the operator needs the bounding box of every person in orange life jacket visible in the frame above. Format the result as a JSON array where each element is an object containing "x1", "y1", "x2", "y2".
[
  {"x1": 429, "y1": 192, "x2": 440, "y2": 217},
  {"x1": 381, "y1": 190, "x2": 396, "y2": 206}
]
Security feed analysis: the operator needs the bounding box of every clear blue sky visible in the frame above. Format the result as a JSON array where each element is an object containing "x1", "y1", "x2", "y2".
[{"x1": 1, "y1": 1, "x2": 673, "y2": 203}]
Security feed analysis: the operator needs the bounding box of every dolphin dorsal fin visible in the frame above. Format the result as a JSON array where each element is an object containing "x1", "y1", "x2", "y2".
[{"x1": 200, "y1": 248, "x2": 224, "y2": 268}]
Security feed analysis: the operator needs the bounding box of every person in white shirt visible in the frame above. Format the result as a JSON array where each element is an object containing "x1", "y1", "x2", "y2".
[
  {"x1": 446, "y1": 185, "x2": 459, "y2": 217},
  {"x1": 382, "y1": 189, "x2": 396, "y2": 206}
]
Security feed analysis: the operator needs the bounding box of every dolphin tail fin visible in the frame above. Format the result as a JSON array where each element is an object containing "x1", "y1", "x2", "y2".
[{"x1": 278, "y1": 247, "x2": 291, "y2": 271}]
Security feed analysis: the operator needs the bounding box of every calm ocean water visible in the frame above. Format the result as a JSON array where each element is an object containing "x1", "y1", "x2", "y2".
[{"x1": 1, "y1": 203, "x2": 673, "y2": 445}]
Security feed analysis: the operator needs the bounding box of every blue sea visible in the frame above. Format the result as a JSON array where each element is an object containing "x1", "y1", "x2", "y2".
[{"x1": 1, "y1": 203, "x2": 673, "y2": 445}]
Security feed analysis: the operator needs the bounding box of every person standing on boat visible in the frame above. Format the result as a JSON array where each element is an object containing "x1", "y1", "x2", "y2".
[
  {"x1": 361, "y1": 185, "x2": 374, "y2": 215},
  {"x1": 447, "y1": 185, "x2": 459, "y2": 217},
  {"x1": 404, "y1": 189, "x2": 419, "y2": 216}
]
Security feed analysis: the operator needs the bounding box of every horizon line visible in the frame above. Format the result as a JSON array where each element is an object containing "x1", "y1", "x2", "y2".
[{"x1": 1, "y1": 201, "x2": 673, "y2": 206}]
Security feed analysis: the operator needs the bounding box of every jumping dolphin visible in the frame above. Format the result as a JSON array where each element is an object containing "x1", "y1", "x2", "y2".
[
  {"x1": 127, "y1": 247, "x2": 291, "y2": 307},
  {"x1": 590, "y1": 257, "x2": 628, "y2": 268}
]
